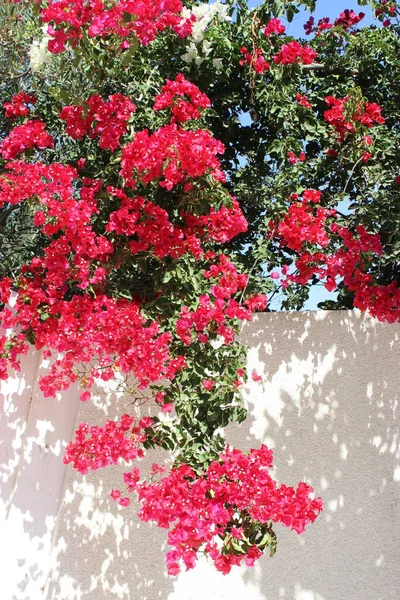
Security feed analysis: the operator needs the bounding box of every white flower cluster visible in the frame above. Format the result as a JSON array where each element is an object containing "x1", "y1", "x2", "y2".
[
  {"x1": 28, "y1": 27, "x2": 53, "y2": 72},
  {"x1": 181, "y1": 1, "x2": 230, "y2": 68},
  {"x1": 182, "y1": 1, "x2": 231, "y2": 43}
]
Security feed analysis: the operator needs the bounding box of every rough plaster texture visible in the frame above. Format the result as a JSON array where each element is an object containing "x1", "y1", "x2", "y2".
[{"x1": 1, "y1": 311, "x2": 399, "y2": 600}]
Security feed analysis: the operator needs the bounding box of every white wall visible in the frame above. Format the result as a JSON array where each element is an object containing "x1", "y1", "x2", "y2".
[{"x1": 1, "y1": 311, "x2": 399, "y2": 600}]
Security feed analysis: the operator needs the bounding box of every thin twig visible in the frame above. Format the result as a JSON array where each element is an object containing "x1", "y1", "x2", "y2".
[
  {"x1": 343, "y1": 157, "x2": 363, "y2": 196},
  {"x1": 3, "y1": 68, "x2": 30, "y2": 81}
]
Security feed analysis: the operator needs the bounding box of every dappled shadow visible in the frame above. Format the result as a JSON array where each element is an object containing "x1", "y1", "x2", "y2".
[
  {"x1": 1, "y1": 310, "x2": 399, "y2": 600},
  {"x1": 0, "y1": 346, "x2": 42, "y2": 517},
  {"x1": 0, "y1": 347, "x2": 82, "y2": 599},
  {"x1": 43, "y1": 389, "x2": 176, "y2": 600},
  {"x1": 1, "y1": 360, "x2": 176, "y2": 600},
  {"x1": 222, "y1": 310, "x2": 400, "y2": 600}
]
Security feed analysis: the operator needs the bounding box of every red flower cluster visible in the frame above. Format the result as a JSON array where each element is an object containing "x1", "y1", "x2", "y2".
[
  {"x1": 324, "y1": 96, "x2": 385, "y2": 143},
  {"x1": 375, "y1": 1, "x2": 399, "y2": 27},
  {"x1": 274, "y1": 191, "x2": 400, "y2": 322},
  {"x1": 239, "y1": 47, "x2": 270, "y2": 73},
  {"x1": 3, "y1": 289, "x2": 182, "y2": 396},
  {"x1": 120, "y1": 124, "x2": 226, "y2": 190},
  {"x1": 0, "y1": 161, "x2": 187, "y2": 394},
  {"x1": 0, "y1": 78, "x2": 262, "y2": 406},
  {"x1": 59, "y1": 93, "x2": 136, "y2": 151},
  {"x1": 276, "y1": 190, "x2": 334, "y2": 251},
  {"x1": 182, "y1": 198, "x2": 248, "y2": 245},
  {"x1": 40, "y1": 0, "x2": 193, "y2": 53},
  {"x1": 176, "y1": 255, "x2": 266, "y2": 346},
  {"x1": 304, "y1": 10, "x2": 364, "y2": 36},
  {"x1": 153, "y1": 74, "x2": 211, "y2": 123},
  {"x1": 0, "y1": 79, "x2": 261, "y2": 406},
  {"x1": 296, "y1": 93, "x2": 312, "y2": 109},
  {"x1": 334, "y1": 9, "x2": 365, "y2": 29},
  {"x1": 304, "y1": 16, "x2": 333, "y2": 35},
  {"x1": 63, "y1": 414, "x2": 153, "y2": 474},
  {"x1": 264, "y1": 18, "x2": 286, "y2": 37},
  {"x1": 287, "y1": 151, "x2": 306, "y2": 165},
  {"x1": 0, "y1": 120, "x2": 54, "y2": 159},
  {"x1": 106, "y1": 188, "x2": 186, "y2": 258},
  {"x1": 0, "y1": 322, "x2": 28, "y2": 381},
  {"x1": 273, "y1": 41, "x2": 317, "y2": 65},
  {"x1": 106, "y1": 188, "x2": 248, "y2": 260},
  {"x1": 3, "y1": 92, "x2": 36, "y2": 118},
  {"x1": 127, "y1": 445, "x2": 323, "y2": 575}
]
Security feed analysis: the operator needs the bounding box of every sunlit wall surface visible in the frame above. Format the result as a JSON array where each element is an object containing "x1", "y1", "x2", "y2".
[{"x1": 1, "y1": 311, "x2": 399, "y2": 600}]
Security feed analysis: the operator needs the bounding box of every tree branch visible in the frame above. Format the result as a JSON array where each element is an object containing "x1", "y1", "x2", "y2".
[{"x1": 302, "y1": 63, "x2": 359, "y2": 76}]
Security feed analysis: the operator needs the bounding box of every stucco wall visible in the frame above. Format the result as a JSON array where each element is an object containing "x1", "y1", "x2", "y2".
[{"x1": 1, "y1": 311, "x2": 399, "y2": 600}]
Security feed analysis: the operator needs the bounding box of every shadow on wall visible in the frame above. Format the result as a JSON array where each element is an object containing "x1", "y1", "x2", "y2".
[
  {"x1": 1, "y1": 311, "x2": 399, "y2": 600},
  {"x1": 0, "y1": 347, "x2": 81, "y2": 600},
  {"x1": 0, "y1": 337, "x2": 176, "y2": 600},
  {"x1": 224, "y1": 310, "x2": 399, "y2": 600},
  {"x1": 43, "y1": 387, "x2": 177, "y2": 600},
  {"x1": 44, "y1": 311, "x2": 400, "y2": 600}
]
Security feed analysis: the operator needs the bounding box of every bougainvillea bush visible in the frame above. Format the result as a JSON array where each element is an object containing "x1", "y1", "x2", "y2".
[{"x1": 0, "y1": 0, "x2": 399, "y2": 575}]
